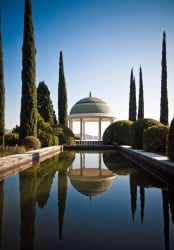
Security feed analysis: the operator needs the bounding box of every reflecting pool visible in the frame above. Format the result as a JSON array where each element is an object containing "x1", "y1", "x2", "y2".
[{"x1": 0, "y1": 150, "x2": 174, "y2": 250}]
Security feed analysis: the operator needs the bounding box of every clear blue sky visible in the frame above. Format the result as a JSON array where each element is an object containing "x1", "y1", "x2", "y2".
[{"x1": 1, "y1": 0, "x2": 174, "y2": 133}]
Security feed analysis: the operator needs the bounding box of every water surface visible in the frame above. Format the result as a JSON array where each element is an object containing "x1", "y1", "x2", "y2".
[{"x1": 0, "y1": 150, "x2": 174, "y2": 250}]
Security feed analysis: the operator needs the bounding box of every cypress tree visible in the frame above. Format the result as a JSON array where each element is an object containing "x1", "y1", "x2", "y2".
[
  {"x1": 58, "y1": 51, "x2": 68, "y2": 126},
  {"x1": 37, "y1": 81, "x2": 57, "y2": 126},
  {"x1": 138, "y1": 66, "x2": 144, "y2": 119},
  {"x1": 168, "y1": 118, "x2": 174, "y2": 161},
  {"x1": 160, "y1": 31, "x2": 168, "y2": 125},
  {"x1": 0, "y1": 18, "x2": 5, "y2": 149},
  {"x1": 129, "y1": 69, "x2": 136, "y2": 121},
  {"x1": 129, "y1": 69, "x2": 133, "y2": 120},
  {"x1": 20, "y1": 0, "x2": 37, "y2": 139}
]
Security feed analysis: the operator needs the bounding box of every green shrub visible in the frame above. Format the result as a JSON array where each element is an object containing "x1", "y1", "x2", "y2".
[
  {"x1": 37, "y1": 113, "x2": 74, "y2": 147},
  {"x1": 39, "y1": 133, "x2": 59, "y2": 147},
  {"x1": 55, "y1": 125, "x2": 75, "y2": 145},
  {"x1": 4, "y1": 133, "x2": 19, "y2": 146},
  {"x1": 131, "y1": 118, "x2": 163, "y2": 149},
  {"x1": 103, "y1": 123, "x2": 113, "y2": 145},
  {"x1": 143, "y1": 125, "x2": 169, "y2": 154},
  {"x1": 103, "y1": 120, "x2": 133, "y2": 145},
  {"x1": 168, "y1": 118, "x2": 174, "y2": 161},
  {"x1": 37, "y1": 114, "x2": 58, "y2": 147},
  {"x1": 21, "y1": 136, "x2": 41, "y2": 150}
]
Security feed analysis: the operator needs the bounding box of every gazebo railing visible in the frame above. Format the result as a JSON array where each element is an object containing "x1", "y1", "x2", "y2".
[{"x1": 75, "y1": 140, "x2": 103, "y2": 146}]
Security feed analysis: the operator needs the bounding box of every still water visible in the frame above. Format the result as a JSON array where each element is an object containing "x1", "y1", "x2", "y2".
[{"x1": 0, "y1": 150, "x2": 174, "y2": 250}]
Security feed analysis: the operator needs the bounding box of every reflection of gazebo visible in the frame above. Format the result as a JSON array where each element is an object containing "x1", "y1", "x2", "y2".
[
  {"x1": 68, "y1": 92, "x2": 116, "y2": 140},
  {"x1": 68, "y1": 153, "x2": 115, "y2": 199}
]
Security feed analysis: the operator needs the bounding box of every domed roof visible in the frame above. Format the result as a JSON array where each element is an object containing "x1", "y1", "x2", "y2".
[{"x1": 69, "y1": 92, "x2": 114, "y2": 118}]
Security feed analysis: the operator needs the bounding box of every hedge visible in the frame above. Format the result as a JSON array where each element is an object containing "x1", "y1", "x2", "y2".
[
  {"x1": 143, "y1": 125, "x2": 169, "y2": 154},
  {"x1": 103, "y1": 120, "x2": 133, "y2": 145},
  {"x1": 37, "y1": 114, "x2": 59, "y2": 147},
  {"x1": 4, "y1": 133, "x2": 19, "y2": 146},
  {"x1": 131, "y1": 118, "x2": 163, "y2": 149},
  {"x1": 168, "y1": 118, "x2": 174, "y2": 160},
  {"x1": 55, "y1": 124, "x2": 75, "y2": 145}
]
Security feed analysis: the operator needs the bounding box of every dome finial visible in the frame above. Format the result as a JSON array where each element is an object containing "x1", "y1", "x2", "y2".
[{"x1": 89, "y1": 91, "x2": 92, "y2": 97}]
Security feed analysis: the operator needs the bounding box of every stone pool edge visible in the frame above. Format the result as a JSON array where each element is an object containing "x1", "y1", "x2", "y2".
[
  {"x1": 118, "y1": 145, "x2": 174, "y2": 183},
  {"x1": 0, "y1": 145, "x2": 63, "y2": 181}
]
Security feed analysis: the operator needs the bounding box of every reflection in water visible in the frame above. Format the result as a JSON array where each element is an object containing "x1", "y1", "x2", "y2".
[
  {"x1": 0, "y1": 151, "x2": 173, "y2": 249},
  {"x1": 68, "y1": 152, "x2": 115, "y2": 200},
  {"x1": 169, "y1": 191, "x2": 174, "y2": 224},
  {"x1": 140, "y1": 186, "x2": 145, "y2": 223},
  {"x1": 58, "y1": 172, "x2": 67, "y2": 240},
  {"x1": 56, "y1": 151, "x2": 75, "y2": 240},
  {"x1": 19, "y1": 165, "x2": 38, "y2": 250},
  {"x1": 0, "y1": 181, "x2": 3, "y2": 248},
  {"x1": 130, "y1": 171, "x2": 146, "y2": 223},
  {"x1": 162, "y1": 190, "x2": 169, "y2": 250},
  {"x1": 36, "y1": 157, "x2": 57, "y2": 208},
  {"x1": 130, "y1": 174, "x2": 137, "y2": 221},
  {"x1": 103, "y1": 151, "x2": 174, "y2": 250}
]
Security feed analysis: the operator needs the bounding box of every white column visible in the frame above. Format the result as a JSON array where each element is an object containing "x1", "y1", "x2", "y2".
[
  {"x1": 80, "y1": 118, "x2": 83, "y2": 140},
  {"x1": 69, "y1": 120, "x2": 73, "y2": 131},
  {"x1": 82, "y1": 120, "x2": 85, "y2": 140},
  {"x1": 98, "y1": 118, "x2": 102, "y2": 141}
]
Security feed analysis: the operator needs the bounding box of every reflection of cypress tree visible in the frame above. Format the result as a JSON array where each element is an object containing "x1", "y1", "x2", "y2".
[
  {"x1": 129, "y1": 175, "x2": 137, "y2": 221},
  {"x1": 19, "y1": 168, "x2": 37, "y2": 250},
  {"x1": 58, "y1": 172, "x2": 67, "y2": 240},
  {"x1": 36, "y1": 157, "x2": 57, "y2": 208},
  {"x1": 140, "y1": 187, "x2": 145, "y2": 223},
  {"x1": 168, "y1": 190, "x2": 174, "y2": 224},
  {"x1": 0, "y1": 181, "x2": 4, "y2": 248},
  {"x1": 162, "y1": 190, "x2": 169, "y2": 250},
  {"x1": 37, "y1": 172, "x2": 55, "y2": 208}
]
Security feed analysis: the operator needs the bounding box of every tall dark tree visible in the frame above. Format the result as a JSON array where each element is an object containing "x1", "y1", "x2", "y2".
[
  {"x1": 129, "y1": 69, "x2": 136, "y2": 121},
  {"x1": 160, "y1": 31, "x2": 168, "y2": 125},
  {"x1": 58, "y1": 51, "x2": 68, "y2": 126},
  {"x1": 37, "y1": 81, "x2": 57, "y2": 126},
  {"x1": 138, "y1": 66, "x2": 144, "y2": 119},
  {"x1": 20, "y1": 0, "x2": 37, "y2": 139},
  {"x1": 0, "y1": 19, "x2": 5, "y2": 149}
]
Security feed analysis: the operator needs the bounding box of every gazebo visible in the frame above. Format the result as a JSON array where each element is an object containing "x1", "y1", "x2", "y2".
[{"x1": 68, "y1": 92, "x2": 116, "y2": 140}]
